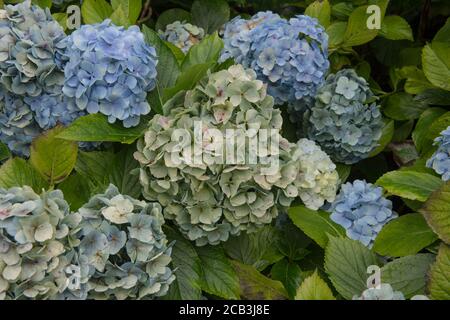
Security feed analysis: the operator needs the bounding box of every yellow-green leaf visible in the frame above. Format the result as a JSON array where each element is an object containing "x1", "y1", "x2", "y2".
[{"x1": 295, "y1": 270, "x2": 335, "y2": 300}]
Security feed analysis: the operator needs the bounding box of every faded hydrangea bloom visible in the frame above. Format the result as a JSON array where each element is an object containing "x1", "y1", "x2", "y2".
[
  {"x1": 220, "y1": 12, "x2": 329, "y2": 122},
  {"x1": 159, "y1": 21, "x2": 205, "y2": 53},
  {"x1": 135, "y1": 65, "x2": 339, "y2": 246},
  {"x1": 56, "y1": 20, "x2": 158, "y2": 127},
  {"x1": 72, "y1": 184, "x2": 175, "y2": 300},
  {"x1": 426, "y1": 126, "x2": 450, "y2": 181},
  {"x1": 0, "y1": 0, "x2": 65, "y2": 97},
  {"x1": 353, "y1": 284, "x2": 405, "y2": 300},
  {"x1": 0, "y1": 186, "x2": 81, "y2": 300},
  {"x1": 329, "y1": 180, "x2": 397, "y2": 248},
  {"x1": 304, "y1": 69, "x2": 383, "y2": 164}
]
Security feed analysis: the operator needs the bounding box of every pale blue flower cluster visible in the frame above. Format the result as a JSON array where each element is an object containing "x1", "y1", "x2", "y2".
[
  {"x1": 329, "y1": 180, "x2": 397, "y2": 247},
  {"x1": 304, "y1": 69, "x2": 383, "y2": 164},
  {"x1": 353, "y1": 284, "x2": 405, "y2": 300},
  {"x1": 57, "y1": 20, "x2": 158, "y2": 128},
  {"x1": 426, "y1": 126, "x2": 450, "y2": 181},
  {"x1": 159, "y1": 21, "x2": 205, "y2": 53},
  {"x1": 220, "y1": 11, "x2": 329, "y2": 118},
  {"x1": 0, "y1": 0, "x2": 65, "y2": 97}
]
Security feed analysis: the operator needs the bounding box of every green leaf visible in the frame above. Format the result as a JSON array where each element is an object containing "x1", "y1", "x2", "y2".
[
  {"x1": 108, "y1": 146, "x2": 141, "y2": 198},
  {"x1": 336, "y1": 163, "x2": 351, "y2": 183},
  {"x1": 324, "y1": 237, "x2": 379, "y2": 300},
  {"x1": 191, "y1": 0, "x2": 230, "y2": 34},
  {"x1": 342, "y1": 5, "x2": 380, "y2": 47},
  {"x1": 110, "y1": 4, "x2": 130, "y2": 28},
  {"x1": 32, "y1": 0, "x2": 52, "y2": 9},
  {"x1": 196, "y1": 246, "x2": 240, "y2": 300},
  {"x1": 164, "y1": 227, "x2": 203, "y2": 300},
  {"x1": 428, "y1": 111, "x2": 450, "y2": 141},
  {"x1": 223, "y1": 226, "x2": 283, "y2": 271},
  {"x1": 52, "y1": 13, "x2": 68, "y2": 31},
  {"x1": 420, "y1": 181, "x2": 450, "y2": 244},
  {"x1": 0, "y1": 142, "x2": 10, "y2": 162},
  {"x1": 30, "y1": 127, "x2": 78, "y2": 185},
  {"x1": 379, "y1": 15, "x2": 413, "y2": 41},
  {"x1": 428, "y1": 244, "x2": 450, "y2": 300},
  {"x1": 142, "y1": 26, "x2": 180, "y2": 88},
  {"x1": 181, "y1": 32, "x2": 224, "y2": 71},
  {"x1": 155, "y1": 8, "x2": 192, "y2": 31},
  {"x1": 111, "y1": 0, "x2": 141, "y2": 24},
  {"x1": 75, "y1": 151, "x2": 113, "y2": 193},
  {"x1": 396, "y1": 66, "x2": 434, "y2": 95},
  {"x1": 271, "y1": 259, "x2": 303, "y2": 299},
  {"x1": 327, "y1": 22, "x2": 347, "y2": 48},
  {"x1": 81, "y1": 0, "x2": 113, "y2": 24},
  {"x1": 165, "y1": 41, "x2": 185, "y2": 63},
  {"x1": 368, "y1": 119, "x2": 394, "y2": 157},
  {"x1": 373, "y1": 213, "x2": 439, "y2": 257},
  {"x1": 58, "y1": 174, "x2": 91, "y2": 211},
  {"x1": 412, "y1": 107, "x2": 447, "y2": 154},
  {"x1": 232, "y1": 260, "x2": 289, "y2": 300},
  {"x1": 415, "y1": 89, "x2": 450, "y2": 106},
  {"x1": 57, "y1": 114, "x2": 146, "y2": 144},
  {"x1": 162, "y1": 62, "x2": 213, "y2": 102},
  {"x1": 288, "y1": 205, "x2": 346, "y2": 248},
  {"x1": 422, "y1": 44, "x2": 450, "y2": 91},
  {"x1": 376, "y1": 171, "x2": 443, "y2": 202},
  {"x1": 381, "y1": 254, "x2": 435, "y2": 298},
  {"x1": 0, "y1": 158, "x2": 48, "y2": 193},
  {"x1": 295, "y1": 270, "x2": 335, "y2": 300},
  {"x1": 383, "y1": 92, "x2": 427, "y2": 121},
  {"x1": 305, "y1": 0, "x2": 331, "y2": 28}
]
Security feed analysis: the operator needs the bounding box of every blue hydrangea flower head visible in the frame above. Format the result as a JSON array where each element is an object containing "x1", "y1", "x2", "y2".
[
  {"x1": 159, "y1": 21, "x2": 205, "y2": 53},
  {"x1": 304, "y1": 69, "x2": 383, "y2": 164},
  {"x1": 0, "y1": 0, "x2": 65, "y2": 97},
  {"x1": 426, "y1": 126, "x2": 450, "y2": 181},
  {"x1": 0, "y1": 88, "x2": 40, "y2": 157},
  {"x1": 220, "y1": 12, "x2": 329, "y2": 119},
  {"x1": 329, "y1": 180, "x2": 397, "y2": 247},
  {"x1": 57, "y1": 20, "x2": 158, "y2": 128}
]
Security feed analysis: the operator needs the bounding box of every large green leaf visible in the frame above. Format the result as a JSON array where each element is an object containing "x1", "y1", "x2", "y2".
[
  {"x1": 111, "y1": 0, "x2": 141, "y2": 24},
  {"x1": 295, "y1": 270, "x2": 335, "y2": 300},
  {"x1": 109, "y1": 4, "x2": 130, "y2": 28},
  {"x1": 108, "y1": 146, "x2": 141, "y2": 198},
  {"x1": 379, "y1": 15, "x2": 413, "y2": 41},
  {"x1": 422, "y1": 44, "x2": 450, "y2": 91},
  {"x1": 373, "y1": 213, "x2": 438, "y2": 257},
  {"x1": 271, "y1": 259, "x2": 303, "y2": 299},
  {"x1": 196, "y1": 245, "x2": 240, "y2": 300},
  {"x1": 327, "y1": 22, "x2": 347, "y2": 48},
  {"x1": 223, "y1": 226, "x2": 283, "y2": 271},
  {"x1": 376, "y1": 171, "x2": 443, "y2": 202},
  {"x1": 420, "y1": 181, "x2": 450, "y2": 244},
  {"x1": 30, "y1": 127, "x2": 78, "y2": 185},
  {"x1": 81, "y1": 0, "x2": 113, "y2": 24},
  {"x1": 181, "y1": 33, "x2": 224, "y2": 71},
  {"x1": 288, "y1": 205, "x2": 345, "y2": 248},
  {"x1": 232, "y1": 261, "x2": 288, "y2": 300},
  {"x1": 381, "y1": 254, "x2": 435, "y2": 298},
  {"x1": 58, "y1": 114, "x2": 147, "y2": 144},
  {"x1": 191, "y1": 0, "x2": 230, "y2": 34},
  {"x1": 164, "y1": 227, "x2": 203, "y2": 300},
  {"x1": 58, "y1": 174, "x2": 92, "y2": 211},
  {"x1": 428, "y1": 244, "x2": 450, "y2": 300},
  {"x1": 305, "y1": 0, "x2": 331, "y2": 28},
  {"x1": 0, "y1": 158, "x2": 48, "y2": 193},
  {"x1": 383, "y1": 92, "x2": 427, "y2": 121},
  {"x1": 324, "y1": 237, "x2": 379, "y2": 300},
  {"x1": 412, "y1": 108, "x2": 447, "y2": 154}
]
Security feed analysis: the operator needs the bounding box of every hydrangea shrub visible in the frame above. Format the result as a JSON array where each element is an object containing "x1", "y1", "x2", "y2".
[
  {"x1": 329, "y1": 180, "x2": 397, "y2": 247},
  {"x1": 220, "y1": 11, "x2": 329, "y2": 121},
  {"x1": 56, "y1": 20, "x2": 158, "y2": 127},
  {"x1": 303, "y1": 69, "x2": 383, "y2": 164},
  {"x1": 135, "y1": 65, "x2": 339, "y2": 245}
]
